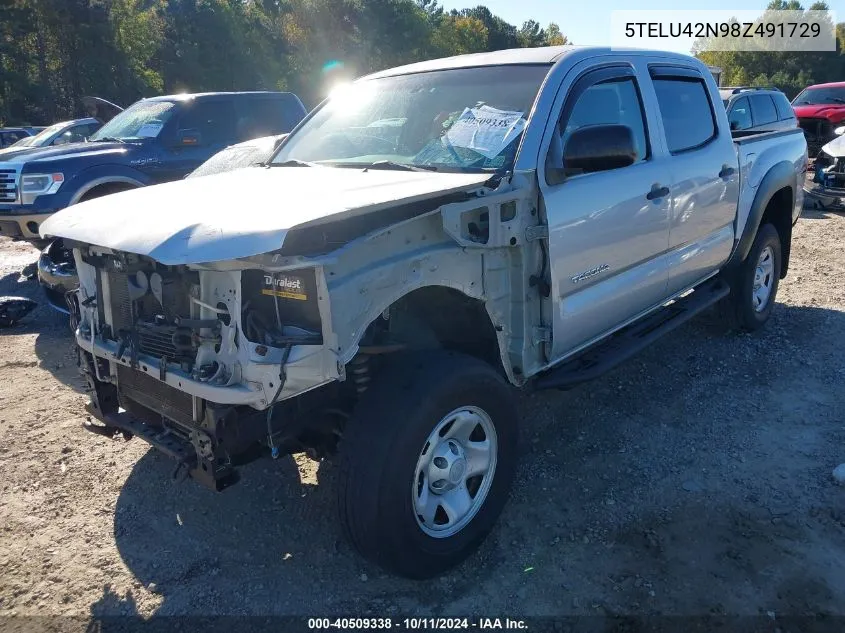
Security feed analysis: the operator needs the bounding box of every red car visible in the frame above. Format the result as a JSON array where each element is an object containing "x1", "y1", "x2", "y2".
[{"x1": 793, "y1": 81, "x2": 845, "y2": 155}]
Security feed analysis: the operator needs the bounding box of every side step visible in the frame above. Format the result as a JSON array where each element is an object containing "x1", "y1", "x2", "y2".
[{"x1": 534, "y1": 278, "x2": 730, "y2": 390}]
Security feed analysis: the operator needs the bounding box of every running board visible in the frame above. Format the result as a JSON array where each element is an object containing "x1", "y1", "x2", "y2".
[{"x1": 534, "y1": 278, "x2": 730, "y2": 391}]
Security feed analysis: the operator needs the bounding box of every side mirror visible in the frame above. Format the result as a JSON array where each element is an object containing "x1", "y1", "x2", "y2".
[
  {"x1": 548, "y1": 124, "x2": 636, "y2": 184},
  {"x1": 177, "y1": 129, "x2": 202, "y2": 146},
  {"x1": 730, "y1": 120, "x2": 740, "y2": 131}
]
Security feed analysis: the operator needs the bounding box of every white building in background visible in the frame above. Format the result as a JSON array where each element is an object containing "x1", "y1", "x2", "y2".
[{"x1": 707, "y1": 65, "x2": 723, "y2": 86}]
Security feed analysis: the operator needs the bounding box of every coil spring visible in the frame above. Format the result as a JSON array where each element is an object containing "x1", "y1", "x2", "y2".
[{"x1": 349, "y1": 353, "x2": 371, "y2": 395}]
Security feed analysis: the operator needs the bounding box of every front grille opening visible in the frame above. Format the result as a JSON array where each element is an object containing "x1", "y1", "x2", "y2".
[
  {"x1": 0, "y1": 168, "x2": 19, "y2": 203},
  {"x1": 105, "y1": 266, "x2": 202, "y2": 367},
  {"x1": 117, "y1": 364, "x2": 194, "y2": 426}
]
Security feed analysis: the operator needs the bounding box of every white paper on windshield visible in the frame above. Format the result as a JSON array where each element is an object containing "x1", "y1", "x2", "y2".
[
  {"x1": 136, "y1": 123, "x2": 164, "y2": 138},
  {"x1": 443, "y1": 106, "x2": 526, "y2": 159}
]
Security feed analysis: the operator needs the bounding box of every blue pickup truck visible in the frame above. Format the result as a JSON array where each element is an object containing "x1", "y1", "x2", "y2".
[{"x1": 0, "y1": 91, "x2": 306, "y2": 240}]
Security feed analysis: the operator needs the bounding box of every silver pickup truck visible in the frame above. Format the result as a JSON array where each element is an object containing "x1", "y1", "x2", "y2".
[{"x1": 41, "y1": 46, "x2": 807, "y2": 578}]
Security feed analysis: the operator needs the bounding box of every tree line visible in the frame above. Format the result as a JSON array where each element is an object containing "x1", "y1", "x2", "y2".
[
  {"x1": 696, "y1": 1, "x2": 845, "y2": 98},
  {"x1": 0, "y1": 0, "x2": 568, "y2": 126},
  {"x1": 4, "y1": 0, "x2": 843, "y2": 127}
]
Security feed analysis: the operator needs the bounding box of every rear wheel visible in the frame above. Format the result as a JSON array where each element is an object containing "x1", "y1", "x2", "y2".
[
  {"x1": 337, "y1": 351, "x2": 518, "y2": 578},
  {"x1": 718, "y1": 223, "x2": 782, "y2": 332}
]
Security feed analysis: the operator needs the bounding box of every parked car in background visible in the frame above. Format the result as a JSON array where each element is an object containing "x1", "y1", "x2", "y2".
[
  {"x1": 804, "y1": 131, "x2": 845, "y2": 208},
  {"x1": 0, "y1": 91, "x2": 306, "y2": 240},
  {"x1": 0, "y1": 118, "x2": 103, "y2": 155},
  {"x1": 41, "y1": 46, "x2": 806, "y2": 578},
  {"x1": 792, "y1": 81, "x2": 845, "y2": 156},
  {"x1": 38, "y1": 133, "x2": 288, "y2": 312},
  {"x1": 0, "y1": 128, "x2": 36, "y2": 149},
  {"x1": 720, "y1": 87, "x2": 797, "y2": 134}
]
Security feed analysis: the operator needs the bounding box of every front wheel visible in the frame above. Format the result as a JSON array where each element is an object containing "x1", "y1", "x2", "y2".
[
  {"x1": 337, "y1": 351, "x2": 518, "y2": 578},
  {"x1": 718, "y1": 222, "x2": 782, "y2": 332}
]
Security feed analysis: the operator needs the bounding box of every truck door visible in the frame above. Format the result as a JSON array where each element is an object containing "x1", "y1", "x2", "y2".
[
  {"x1": 155, "y1": 98, "x2": 238, "y2": 182},
  {"x1": 648, "y1": 65, "x2": 739, "y2": 294},
  {"x1": 539, "y1": 62, "x2": 671, "y2": 360}
]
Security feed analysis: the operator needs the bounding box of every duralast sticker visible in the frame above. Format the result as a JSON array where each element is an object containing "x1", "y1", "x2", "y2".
[{"x1": 261, "y1": 274, "x2": 308, "y2": 301}]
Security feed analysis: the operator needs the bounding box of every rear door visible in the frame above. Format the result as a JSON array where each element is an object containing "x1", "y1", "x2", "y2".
[
  {"x1": 539, "y1": 61, "x2": 672, "y2": 359},
  {"x1": 649, "y1": 65, "x2": 738, "y2": 294},
  {"x1": 235, "y1": 96, "x2": 305, "y2": 143}
]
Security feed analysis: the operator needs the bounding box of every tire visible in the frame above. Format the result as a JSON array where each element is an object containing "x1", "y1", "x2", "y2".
[
  {"x1": 718, "y1": 223, "x2": 782, "y2": 332},
  {"x1": 337, "y1": 350, "x2": 518, "y2": 578}
]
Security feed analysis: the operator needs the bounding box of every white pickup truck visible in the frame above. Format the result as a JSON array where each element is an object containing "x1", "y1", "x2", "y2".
[{"x1": 42, "y1": 46, "x2": 807, "y2": 578}]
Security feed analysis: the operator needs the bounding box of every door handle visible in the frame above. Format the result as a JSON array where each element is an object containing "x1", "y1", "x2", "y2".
[
  {"x1": 719, "y1": 165, "x2": 736, "y2": 178},
  {"x1": 646, "y1": 184, "x2": 670, "y2": 200}
]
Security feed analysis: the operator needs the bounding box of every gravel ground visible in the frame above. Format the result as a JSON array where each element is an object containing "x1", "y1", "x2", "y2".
[{"x1": 0, "y1": 209, "x2": 844, "y2": 621}]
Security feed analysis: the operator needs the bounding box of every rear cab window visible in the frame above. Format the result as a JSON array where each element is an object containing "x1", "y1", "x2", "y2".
[{"x1": 650, "y1": 67, "x2": 716, "y2": 153}]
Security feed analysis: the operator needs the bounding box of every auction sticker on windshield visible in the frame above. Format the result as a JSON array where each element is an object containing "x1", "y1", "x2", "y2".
[
  {"x1": 443, "y1": 105, "x2": 526, "y2": 159},
  {"x1": 136, "y1": 123, "x2": 164, "y2": 138}
]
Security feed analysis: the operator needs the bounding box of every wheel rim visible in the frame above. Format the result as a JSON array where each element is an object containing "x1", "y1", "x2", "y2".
[
  {"x1": 752, "y1": 245, "x2": 775, "y2": 312},
  {"x1": 412, "y1": 406, "x2": 498, "y2": 538}
]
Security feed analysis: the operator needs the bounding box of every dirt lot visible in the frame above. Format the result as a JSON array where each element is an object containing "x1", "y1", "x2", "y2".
[{"x1": 0, "y1": 209, "x2": 844, "y2": 621}]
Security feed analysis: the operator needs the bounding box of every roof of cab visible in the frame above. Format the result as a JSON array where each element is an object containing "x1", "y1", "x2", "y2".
[{"x1": 362, "y1": 46, "x2": 701, "y2": 80}]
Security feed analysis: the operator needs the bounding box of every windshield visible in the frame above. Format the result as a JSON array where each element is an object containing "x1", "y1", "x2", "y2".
[
  {"x1": 273, "y1": 64, "x2": 551, "y2": 172},
  {"x1": 89, "y1": 100, "x2": 177, "y2": 141},
  {"x1": 11, "y1": 122, "x2": 65, "y2": 147},
  {"x1": 793, "y1": 87, "x2": 845, "y2": 106}
]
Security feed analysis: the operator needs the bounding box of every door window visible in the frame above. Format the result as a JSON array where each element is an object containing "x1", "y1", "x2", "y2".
[
  {"x1": 236, "y1": 98, "x2": 297, "y2": 141},
  {"x1": 773, "y1": 92, "x2": 796, "y2": 121},
  {"x1": 728, "y1": 97, "x2": 752, "y2": 131},
  {"x1": 176, "y1": 100, "x2": 237, "y2": 146},
  {"x1": 547, "y1": 69, "x2": 650, "y2": 178},
  {"x1": 749, "y1": 94, "x2": 778, "y2": 126},
  {"x1": 652, "y1": 77, "x2": 716, "y2": 152}
]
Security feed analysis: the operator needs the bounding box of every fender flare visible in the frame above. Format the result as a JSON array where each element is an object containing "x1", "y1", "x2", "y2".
[
  {"x1": 69, "y1": 175, "x2": 145, "y2": 205},
  {"x1": 726, "y1": 161, "x2": 794, "y2": 269}
]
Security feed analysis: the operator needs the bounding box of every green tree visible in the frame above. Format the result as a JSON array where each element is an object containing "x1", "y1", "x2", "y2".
[
  {"x1": 432, "y1": 15, "x2": 488, "y2": 55},
  {"x1": 544, "y1": 23, "x2": 569, "y2": 46}
]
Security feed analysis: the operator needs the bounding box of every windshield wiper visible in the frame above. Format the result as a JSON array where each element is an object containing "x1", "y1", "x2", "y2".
[
  {"x1": 90, "y1": 136, "x2": 126, "y2": 144},
  {"x1": 336, "y1": 160, "x2": 438, "y2": 172},
  {"x1": 270, "y1": 159, "x2": 321, "y2": 167}
]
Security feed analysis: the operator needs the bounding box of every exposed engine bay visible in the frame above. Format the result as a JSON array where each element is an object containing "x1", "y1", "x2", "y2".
[
  {"x1": 72, "y1": 247, "x2": 340, "y2": 489},
  {"x1": 53, "y1": 170, "x2": 534, "y2": 492},
  {"x1": 806, "y1": 134, "x2": 845, "y2": 208}
]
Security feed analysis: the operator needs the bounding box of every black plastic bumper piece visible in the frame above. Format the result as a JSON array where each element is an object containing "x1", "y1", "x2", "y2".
[
  {"x1": 534, "y1": 278, "x2": 730, "y2": 391},
  {"x1": 84, "y1": 403, "x2": 239, "y2": 492}
]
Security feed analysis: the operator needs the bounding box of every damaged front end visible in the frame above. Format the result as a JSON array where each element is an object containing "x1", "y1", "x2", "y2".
[
  {"x1": 73, "y1": 246, "x2": 340, "y2": 490},
  {"x1": 805, "y1": 133, "x2": 845, "y2": 209}
]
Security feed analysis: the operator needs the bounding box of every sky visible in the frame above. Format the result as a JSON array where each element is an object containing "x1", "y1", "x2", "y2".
[{"x1": 438, "y1": 0, "x2": 843, "y2": 54}]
